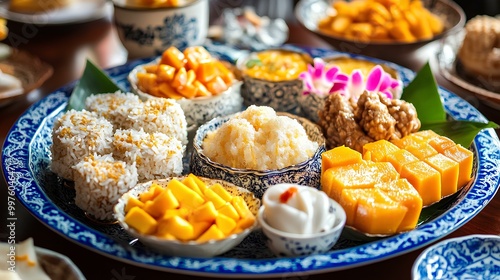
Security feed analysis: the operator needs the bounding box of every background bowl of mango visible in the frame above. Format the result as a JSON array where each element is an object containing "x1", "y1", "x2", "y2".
[
  {"x1": 114, "y1": 174, "x2": 260, "y2": 258},
  {"x1": 295, "y1": 0, "x2": 466, "y2": 58}
]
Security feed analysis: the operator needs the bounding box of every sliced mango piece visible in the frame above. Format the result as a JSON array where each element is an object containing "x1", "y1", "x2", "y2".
[
  {"x1": 204, "y1": 188, "x2": 226, "y2": 209},
  {"x1": 209, "y1": 183, "x2": 233, "y2": 202},
  {"x1": 167, "y1": 179, "x2": 205, "y2": 210},
  {"x1": 321, "y1": 161, "x2": 378, "y2": 200},
  {"x1": 157, "y1": 215, "x2": 194, "y2": 241},
  {"x1": 124, "y1": 207, "x2": 158, "y2": 235},
  {"x1": 215, "y1": 213, "x2": 237, "y2": 235},
  {"x1": 124, "y1": 197, "x2": 144, "y2": 213},
  {"x1": 160, "y1": 46, "x2": 186, "y2": 69},
  {"x1": 196, "y1": 224, "x2": 225, "y2": 243},
  {"x1": 143, "y1": 188, "x2": 179, "y2": 218},
  {"x1": 190, "y1": 201, "x2": 218, "y2": 223},
  {"x1": 217, "y1": 202, "x2": 240, "y2": 221}
]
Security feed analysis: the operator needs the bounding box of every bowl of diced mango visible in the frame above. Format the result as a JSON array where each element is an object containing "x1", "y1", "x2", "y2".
[
  {"x1": 294, "y1": 0, "x2": 465, "y2": 58},
  {"x1": 114, "y1": 174, "x2": 260, "y2": 257},
  {"x1": 128, "y1": 45, "x2": 243, "y2": 126}
]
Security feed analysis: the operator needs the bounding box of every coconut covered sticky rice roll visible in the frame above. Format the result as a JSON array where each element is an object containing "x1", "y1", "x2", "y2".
[
  {"x1": 73, "y1": 153, "x2": 138, "y2": 221},
  {"x1": 112, "y1": 128, "x2": 184, "y2": 182},
  {"x1": 85, "y1": 91, "x2": 142, "y2": 130},
  {"x1": 50, "y1": 109, "x2": 113, "y2": 181}
]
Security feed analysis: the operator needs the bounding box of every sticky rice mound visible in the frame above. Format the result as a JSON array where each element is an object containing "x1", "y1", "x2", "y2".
[
  {"x1": 202, "y1": 105, "x2": 319, "y2": 170},
  {"x1": 113, "y1": 128, "x2": 184, "y2": 182},
  {"x1": 85, "y1": 91, "x2": 142, "y2": 129},
  {"x1": 73, "y1": 153, "x2": 138, "y2": 221},
  {"x1": 50, "y1": 109, "x2": 114, "y2": 181}
]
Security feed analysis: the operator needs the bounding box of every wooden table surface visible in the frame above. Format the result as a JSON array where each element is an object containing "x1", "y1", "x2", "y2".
[{"x1": 0, "y1": 11, "x2": 499, "y2": 280}]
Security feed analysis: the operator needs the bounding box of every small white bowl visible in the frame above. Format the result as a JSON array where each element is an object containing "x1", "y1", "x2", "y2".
[
  {"x1": 114, "y1": 176, "x2": 260, "y2": 258},
  {"x1": 128, "y1": 59, "x2": 243, "y2": 126},
  {"x1": 257, "y1": 193, "x2": 346, "y2": 257},
  {"x1": 412, "y1": 234, "x2": 500, "y2": 280}
]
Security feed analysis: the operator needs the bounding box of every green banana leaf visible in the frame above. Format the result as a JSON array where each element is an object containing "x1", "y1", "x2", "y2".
[{"x1": 66, "y1": 59, "x2": 124, "y2": 111}]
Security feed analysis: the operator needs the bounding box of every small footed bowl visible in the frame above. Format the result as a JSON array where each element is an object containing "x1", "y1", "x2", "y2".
[
  {"x1": 114, "y1": 176, "x2": 260, "y2": 258},
  {"x1": 236, "y1": 48, "x2": 313, "y2": 114},
  {"x1": 128, "y1": 59, "x2": 243, "y2": 127},
  {"x1": 257, "y1": 198, "x2": 346, "y2": 257},
  {"x1": 190, "y1": 112, "x2": 326, "y2": 199}
]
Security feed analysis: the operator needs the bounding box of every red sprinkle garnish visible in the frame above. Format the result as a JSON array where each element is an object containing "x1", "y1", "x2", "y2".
[{"x1": 279, "y1": 187, "x2": 298, "y2": 203}]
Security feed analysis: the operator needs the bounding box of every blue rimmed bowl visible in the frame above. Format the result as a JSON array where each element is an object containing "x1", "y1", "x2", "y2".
[
  {"x1": 189, "y1": 112, "x2": 326, "y2": 199},
  {"x1": 412, "y1": 234, "x2": 500, "y2": 280}
]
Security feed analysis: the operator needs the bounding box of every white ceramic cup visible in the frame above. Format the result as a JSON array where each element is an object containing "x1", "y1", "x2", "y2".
[{"x1": 112, "y1": 0, "x2": 209, "y2": 59}]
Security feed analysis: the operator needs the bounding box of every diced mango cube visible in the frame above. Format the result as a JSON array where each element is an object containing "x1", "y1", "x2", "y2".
[
  {"x1": 139, "y1": 183, "x2": 163, "y2": 203},
  {"x1": 144, "y1": 188, "x2": 180, "y2": 218},
  {"x1": 196, "y1": 224, "x2": 225, "y2": 243},
  {"x1": 156, "y1": 64, "x2": 176, "y2": 82},
  {"x1": 125, "y1": 197, "x2": 144, "y2": 213},
  {"x1": 428, "y1": 136, "x2": 456, "y2": 153},
  {"x1": 161, "y1": 208, "x2": 189, "y2": 221},
  {"x1": 160, "y1": 46, "x2": 186, "y2": 69},
  {"x1": 158, "y1": 82, "x2": 183, "y2": 99},
  {"x1": 442, "y1": 144, "x2": 473, "y2": 189},
  {"x1": 124, "y1": 207, "x2": 158, "y2": 235},
  {"x1": 400, "y1": 160, "x2": 441, "y2": 206},
  {"x1": 425, "y1": 153, "x2": 459, "y2": 197},
  {"x1": 171, "y1": 67, "x2": 187, "y2": 89},
  {"x1": 196, "y1": 60, "x2": 217, "y2": 83},
  {"x1": 215, "y1": 213, "x2": 237, "y2": 235},
  {"x1": 167, "y1": 179, "x2": 205, "y2": 209},
  {"x1": 190, "y1": 201, "x2": 218, "y2": 223},
  {"x1": 321, "y1": 145, "x2": 362, "y2": 174},
  {"x1": 385, "y1": 149, "x2": 419, "y2": 173},
  {"x1": 338, "y1": 188, "x2": 366, "y2": 226},
  {"x1": 362, "y1": 140, "x2": 400, "y2": 162},
  {"x1": 217, "y1": 202, "x2": 240, "y2": 221},
  {"x1": 209, "y1": 183, "x2": 233, "y2": 202},
  {"x1": 233, "y1": 213, "x2": 256, "y2": 233},
  {"x1": 157, "y1": 215, "x2": 194, "y2": 241},
  {"x1": 405, "y1": 142, "x2": 438, "y2": 160},
  {"x1": 231, "y1": 196, "x2": 252, "y2": 218},
  {"x1": 354, "y1": 188, "x2": 408, "y2": 235},
  {"x1": 187, "y1": 173, "x2": 208, "y2": 193},
  {"x1": 136, "y1": 72, "x2": 157, "y2": 93},
  {"x1": 205, "y1": 76, "x2": 228, "y2": 95},
  {"x1": 321, "y1": 161, "x2": 377, "y2": 200},
  {"x1": 190, "y1": 219, "x2": 212, "y2": 240},
  {"x1": 204, "y1": 188, "x2": 226, "y2": 209},
  {"x1": 181, "y1": 176, "x2": 204, "y2": 197}
]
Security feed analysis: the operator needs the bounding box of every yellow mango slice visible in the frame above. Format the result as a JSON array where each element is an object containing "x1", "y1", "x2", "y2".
[
  {"x1": 167, "y1": 179, "x2": 205, "y2": 210},
  {"x1": 376, "y1": 179, "x2": 422, "y2": 232},
  {"x1": 160, "y1": 46, "x2": 186, "y2": 69},
  {"x1": 385, "y1": 149, "x2": 419, "y2": 173},
  {"x1": 215, "y1": 213, "x2": 237, "y2": 235},
  {"x1": 204, "y1": 188, "x2": 226, "y2": 209},
  {"x1": 442, "y1": 144, "x2": 473, "y2": 189},
  {"x1": 209, "y1": 183, "x2": 233, "y2": 202},
  {"x1": 190, "y1": 201, "x2": 218, "y2": 223},
  {"x1": 156, "y1": 64, "x2": 176, "y2": 82},
  {"x1": 189, "y1": 219, "x2": 212, "y2": 240},
  {"x1": 233, "y1": 213, "x2": 256, "y2": 233},
  {"x1": 321, "y1": 145, "x2": 362, "y2": 174},
  {"x1": 187, "y1": 173, "x2": 208, "y2": 193},
  {"x1": 157, "y1": 215, "x2": 194, "y2": 241},
  {"x1": 425, "y1": 153, "x2": 459, "y2": 197},
  {"x1": 196, "y1": 60, "x2": 217, "y2": 83},
  {"x1": 196, "y1": 224, "x2": 225, "y2": 243},
  {"x1": 400, "y1": 160, "x2": 441, "y2": 206},
  {"x1": 354, "y1": 188, "x2": 408, "y2": 235},
  {"x1": 139, "y1": 183, "x2": 163, "y2": 203},
  {"x1": 161, "y1": 208, "x2": 189, "y2": 221},
  {"x1": 362, "y1": 140, "x2": 400, "y2": 162},
  {"x1": 231, "y1": 196, "x2": 253, "y2": 218},
  {"x1": 217, "y1": 202, "x2": 240, "y2": 221},
  {"x1": 205, "y1": 76, "x2": 228, "y2": 95},
  {"x1": 124, "y1": 197, "x2": 144, "y2": 213},
  {"x1": 124, "y1": 207, "x2": 158, "y2": 235},
  {"x1": 182, "y1": 176, "x2": 204, "y2": 197},
  {"x1": 143, "y1": 188, "x2": 180, "y2": 218}
]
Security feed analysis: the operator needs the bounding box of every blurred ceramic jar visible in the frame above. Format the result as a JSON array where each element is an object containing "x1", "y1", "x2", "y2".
[{"x1": 112, "y1": 0, "x2": 209, "y2": 59}]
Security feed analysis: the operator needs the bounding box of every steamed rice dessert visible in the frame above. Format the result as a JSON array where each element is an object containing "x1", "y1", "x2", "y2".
[
  {"x1": 73, "y1": 153, "x2": 138, "y2": 221},
  {"x1": 85, "y1": 91, "x2": 142, "y2": 129},
  {"x1": 124, "y1": 98, "x2": 188, "y2": 145},
  {"x1": 113, "y1": 128, "x2": 184, "y2": 182},
  {"x1": 202, "y1": 105, "x2": 319, "y2": 170},
  {"x1": 50, "y1": 109, "x2": 113, "y2": 181}
]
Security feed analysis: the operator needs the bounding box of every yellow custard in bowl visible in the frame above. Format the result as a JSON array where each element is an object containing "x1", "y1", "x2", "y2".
[{"x1": 242, "y1": 49, "x2": 311, "y2": 82}]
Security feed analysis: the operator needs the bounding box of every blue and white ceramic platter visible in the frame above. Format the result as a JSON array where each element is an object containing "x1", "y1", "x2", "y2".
[
  {"x1": 412, "y1": 234, "x2": 500, "y2": 280},
  {"x1": 2, "y1": 44, "x2": 500, "y2": 278}
]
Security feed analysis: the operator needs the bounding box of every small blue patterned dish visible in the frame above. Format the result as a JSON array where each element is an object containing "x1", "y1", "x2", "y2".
[
  {"x1": 412, "y1": 234, "x2": 500, "y2": 280},
  {"x1": 190, "y1": 112, "x2": 326, "y2": 199},
  {"x1": 257, "y1": 186, "x2": 346, "y2": 257}
]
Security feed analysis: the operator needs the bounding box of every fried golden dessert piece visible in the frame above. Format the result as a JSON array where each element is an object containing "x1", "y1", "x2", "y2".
[
  {"x1": 318, "y1": 91, "x2": 420, "y2": 152},
  {"x1": 458, "y1": 15, "x2": 500, "y2": 80},
  {"x1": 9, "y1": 0, "x2": 73, "y2": 13}
]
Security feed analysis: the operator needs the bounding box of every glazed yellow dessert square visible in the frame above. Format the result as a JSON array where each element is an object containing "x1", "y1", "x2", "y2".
[
  {"x1": 428, "y1": 135, "x2": 456, "y2": 153},
  {"x1": 322, "y1": 161, "x2": 380, "y2": 200},
  {"x1": 321, "y1": 145, "x2": 362, "y2": 174},
  {"x1": 424, "y1": 153, "x2": 460, "y2": 197},
  {"x1": 442, "y1": 145, "x2": 474, "y2": 188},
  {"x1": 362, "y1": 140, "x2": 400, "y2": 162},
  {"x1": 385, "y1": 149, "x2": 419, "y2": 173},
  {"x1": 405, "y1": 142, "x2": 439, "y2": 160},
  {"x1": 400, "y1": 160, "x2": 441, "y2": 206}
]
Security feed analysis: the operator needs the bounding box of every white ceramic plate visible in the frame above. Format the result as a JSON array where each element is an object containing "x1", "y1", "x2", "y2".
[
  {"x1": 0, "y1": 0, "x2": 111, "y2": 25},
  {"x1": 412, "y1": 234, "x2": 500, "y2": 280},
  {"x1": 2, "y1": 44, "x2": 500, "y2": 277}
]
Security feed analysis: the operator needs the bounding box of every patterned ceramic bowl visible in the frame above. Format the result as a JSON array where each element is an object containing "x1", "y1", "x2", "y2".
[
  {"x1": 190, "y1": 112, "x2": 326, "y2": 199},
  {"x1": 236, "y1": 48, "x2": 313, "y2": 114},
  {"x1": 128, "y1": 59, "x2": 243, "y2": 127},
  {"x1": 299, "y1": 55, "x2": 403, "y2": 123},
  {"x1": 112, "y1": 0, "x2": 209, "y2": 59},
  {"x1": 257, "y1": 192, "x2": 346, "y2": 257},
  {"x1": 114, "y1": 176, "x2": 260, "y2": 258},
  {"x1": 412, "y1": 234, "x2": 500, "y2": 280}
]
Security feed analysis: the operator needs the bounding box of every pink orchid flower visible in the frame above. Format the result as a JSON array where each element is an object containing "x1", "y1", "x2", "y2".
[
  {"x1": 298, "y1": 58, "x2": 349, "y2": 97},
  {"x1": 341, "y1": 65, "x2": 402, "y2": 101}
]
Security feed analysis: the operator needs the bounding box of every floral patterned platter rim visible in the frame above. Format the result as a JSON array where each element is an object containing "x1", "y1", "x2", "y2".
[
  {"x1": 2, "y1": 44, "x2": 500, "y2": 278},
  {"x1": 411, "y1": 234, "x2": 500, "y2": 279}
]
